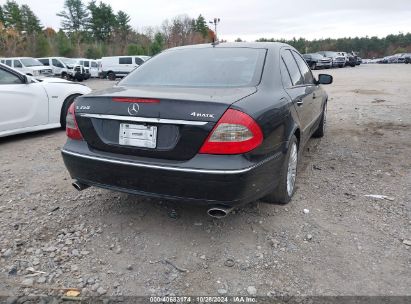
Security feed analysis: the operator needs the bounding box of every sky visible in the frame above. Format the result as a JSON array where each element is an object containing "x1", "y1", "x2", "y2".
[{"x1": 4, "y1": 0, "x2": 411, "y2": 41}]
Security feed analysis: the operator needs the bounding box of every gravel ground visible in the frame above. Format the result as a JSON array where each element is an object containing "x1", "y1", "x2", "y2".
[{"x1": 0, "y1": 64, "x2": 410, "y2": 300}]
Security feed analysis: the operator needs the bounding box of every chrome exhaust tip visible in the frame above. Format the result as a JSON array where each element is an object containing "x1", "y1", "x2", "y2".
[
  {"x1": 207, "y1": 205, "x2": 233, "y2": 218},
  {"x1": 72, "y1": 181, "x2": 90, "y2": 191}
]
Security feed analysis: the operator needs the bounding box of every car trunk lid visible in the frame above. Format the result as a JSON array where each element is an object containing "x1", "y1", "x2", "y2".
[{"x1": 74, "y1": 85, "x2": 257, "y2": 160}]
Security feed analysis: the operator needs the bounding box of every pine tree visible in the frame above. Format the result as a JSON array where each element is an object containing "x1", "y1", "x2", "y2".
[
  {"x1": 194, "y1": 14, "x2": 208, "y2": 38},
  {"x1": 20, "y1": 4, "x2": 42, "y2": 34},
  {"x1": 3, "y1": 0, "x2": 23, "y2": 31},
  {"x1": 87, "y1": 1, "x2": 116, "y2": 42}
]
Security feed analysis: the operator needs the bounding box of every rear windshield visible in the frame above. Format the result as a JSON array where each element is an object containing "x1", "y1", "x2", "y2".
[{"x1": 119, "y1": 48, "x2": 267, "y2": 88}]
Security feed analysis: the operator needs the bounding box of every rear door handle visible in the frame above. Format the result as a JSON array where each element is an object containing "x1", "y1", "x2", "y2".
[
  {"x1": 312, "y1": 92, "x2": 317, "y2": 99},
  {"x1": 296, "y1": 98, "x2": 304, "y2": 106}
]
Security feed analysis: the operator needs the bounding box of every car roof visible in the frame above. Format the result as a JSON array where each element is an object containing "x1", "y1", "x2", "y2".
[{"x1": 168, "y1": 42, "x2": 291, "y2": 52}]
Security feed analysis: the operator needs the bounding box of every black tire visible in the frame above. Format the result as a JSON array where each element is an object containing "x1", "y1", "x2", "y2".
[
  {"x1": 108, "y1": 72, "x2": 116, "y2": 81},
  {"x1": 263, "y1": 135, "x2": 299, "y2": 205},
  {"x1": 61, "y1": 72, "x2": 68, "y2": 79},
  {"x1": 60, "y1": 94, "x2": 81, "y2": 129},
  {"x1": 338, "y1": 64, "x2": 344, "y2": 68},
  {"x1": 74, "y1": 72, "x2": 84, "y2": 82},
  {"x1": 313, "y1": 102, "x2": 327, "y2": 138},
  {"x1": 310, "y1": 62, "x2": 317, "y2": 70}
]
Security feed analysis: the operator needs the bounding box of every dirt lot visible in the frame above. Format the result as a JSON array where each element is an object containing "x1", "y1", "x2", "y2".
[{"x1": 0, "y1": 64, "x2": 410, "y2": 300}]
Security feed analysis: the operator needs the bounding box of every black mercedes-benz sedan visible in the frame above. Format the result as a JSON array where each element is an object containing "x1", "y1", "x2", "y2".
[{"x1": 62, "y1": 42, "x2": 332, "y2": 217}]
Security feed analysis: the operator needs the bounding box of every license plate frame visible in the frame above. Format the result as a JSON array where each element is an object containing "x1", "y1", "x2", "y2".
[{"x1": 119, "y1": 123, "x2": 157, "y2": 149}]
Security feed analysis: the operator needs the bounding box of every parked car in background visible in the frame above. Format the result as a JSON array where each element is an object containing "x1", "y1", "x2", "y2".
[
  {"x1": 100, "y1": 55, "x2": 151, "y2": 80},
  {"x1": 76, "y1": 59, "x2": 99, "y2": 78},
  {"x1": 37, "y1": 57, "x2": 69, "y2": 77},
  {"x1": 61, "y1": 42, "x2": 333, "y2": 217},
  {"x1": 1, "y1": 57, "x2": 52, "y2": 77},
  {"x1": 404, "y1": 54, "x2": 411, "y2": 64},
  {"x1": 96, "y1": 59, "x2": 102, "y2": 77},
  {"x1": 397, "y1": 53, "x2": 411, "y2": 64},
  {"x1": 303, "y1": 53, "x2": 332, "y2": 69},
  {"x1": 0, "y1": 63, "x2": 91, "y2": 137},
  {"x1": 72, "y1": 59, "x2": 91, "y2": 80},
  {"x1": 59, "y1": 58, "x2": 90, "y2": 82},
  {"x1": 338, "y1": 52, "x2": 357, "y2": 67},
  {"x1": 317, "y1": 51, "x2": 346, "y2": 68}
]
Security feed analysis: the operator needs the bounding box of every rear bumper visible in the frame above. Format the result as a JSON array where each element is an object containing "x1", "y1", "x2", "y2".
[{"x1": 61, "y1": 140, "x2": 285, "y2": 207}]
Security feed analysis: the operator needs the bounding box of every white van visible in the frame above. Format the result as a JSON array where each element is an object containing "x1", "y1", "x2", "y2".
[
  {"x1": 76, "y1": 58, "x2": 99, "y2": 78},
  {"x1": 37, "y1": 57, "x2": 69, "y2": 77},
  {"x1": 2, "y1": 57, "x2": 53, "y2": 77},
  {"x1": 101, "y1": 56, "x2": 150, "y2": 80}
]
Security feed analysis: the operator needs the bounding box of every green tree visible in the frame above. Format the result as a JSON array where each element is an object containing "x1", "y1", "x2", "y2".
[
  {"x1": 35, "y1": 34, "x2": 51, "y2": 57},
  {"x1": 115, "y1": 10, "x2": 131, "y2": 39},
  {"x1": 56, "y1": 29, "x2": 74, "y2": 56},
  {"x1": 85, "y1": 45, "x2": 102, "y2": 58},
  {"x1": 3, "y1": 0, "x2": 22, "y2": 30},
  {"x1": 57, "y1": 0, "x2": 89, "y2": 32},
  {"x1": 127, "y1": 43, "x2": 145, "y2": 55},
  {"x1": 0, "y1": 6, "x2": 5, "y2": 26},
  {"x1": 150, "y1": 32, "x2": 164, "y2": 55},
  {"x1": 57, "y1": 0, "x2": 89, "y2": 55},
  {"x1": 20, "y1": 4, "x2": 42, "y2": 34},
  {"x1": 87, "y1": 1, "x2": 116, "y2": 42},
  {"x1": 194, "y1": 14, "x2": 208, "y2": 37}
]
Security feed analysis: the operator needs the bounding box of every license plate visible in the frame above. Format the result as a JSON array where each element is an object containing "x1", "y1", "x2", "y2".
[{"x1": 119, "y1": 123, "x2": 157, "y2": 148}]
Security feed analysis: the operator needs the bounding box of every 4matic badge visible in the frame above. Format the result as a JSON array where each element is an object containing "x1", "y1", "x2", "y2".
[{"x1": 190, "y1": 112, "x2": 215, "y2": 119}]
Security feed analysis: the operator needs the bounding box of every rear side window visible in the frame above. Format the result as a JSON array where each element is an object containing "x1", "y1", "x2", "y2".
[
  {"x1": 135, "y1": 57, "x2": 144, "y2": 65},
  {"x1": 119, "y1": 57, "x2": 132, "y2": 64},
  {"x1": 83, "y1": 61, "x2": 90, "y2": 67},
  {"x1": 292, "y1": 51, "x2": 315, "y2": 85},
  {"x1": 91, "y1": 61, "x2": 97, "y2": 68},
  {"x1": 14, "y1": 60, "x2": 22, "y2": 68},
  {"x1": 120, "y1": 48, "x2": 267, "y2": 87},
  {"x1": 280, "y1": 59, "x2": 293, "y2": 88},
  {"x1": 5, "y1": 60, "x2": 12, "y2": 67},
  {"x1": 282, "y1": 50, "x2": 304, "y2": 86}
]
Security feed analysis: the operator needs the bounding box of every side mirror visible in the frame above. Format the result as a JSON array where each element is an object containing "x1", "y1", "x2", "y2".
[{"x1": 317, "y1": 74, "x2": 333, "y2": 85}]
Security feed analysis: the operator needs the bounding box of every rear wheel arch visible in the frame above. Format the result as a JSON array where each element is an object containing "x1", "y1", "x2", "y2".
[{"x1": 60, "y1": 94, "x2": 82, "y2": 129}]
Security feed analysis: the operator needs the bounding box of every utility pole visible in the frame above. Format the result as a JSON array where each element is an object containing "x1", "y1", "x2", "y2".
[{"x1": 209, "y1": 18, "x2": 220, "y2": 43}]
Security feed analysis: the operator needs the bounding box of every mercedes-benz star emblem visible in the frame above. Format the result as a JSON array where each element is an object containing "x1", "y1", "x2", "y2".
[{"x1": 127, "y1": 103, "x2": 140, "y2": 116}]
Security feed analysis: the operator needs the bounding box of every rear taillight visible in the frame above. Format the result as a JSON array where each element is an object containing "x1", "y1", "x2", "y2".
[
  {"x1": 199, "y1": 109, "x2": 263, "y2": 155},
  {"x1": 66, "y1": 103, "x2": 83, "y2": 140}
]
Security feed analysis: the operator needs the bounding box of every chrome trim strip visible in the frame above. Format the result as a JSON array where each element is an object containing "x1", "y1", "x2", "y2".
[
  {"x1": 61, "y1": 149, "x2": 281, "y2": 175},
  {"x1": 78, "y1": 113, "x2": 208, "y2": 126}
]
